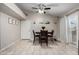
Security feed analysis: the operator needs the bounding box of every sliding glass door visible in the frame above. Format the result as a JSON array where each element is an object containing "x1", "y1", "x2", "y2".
[{"x1": 67, "y1": 12, "x2": 78, "y2": 48}]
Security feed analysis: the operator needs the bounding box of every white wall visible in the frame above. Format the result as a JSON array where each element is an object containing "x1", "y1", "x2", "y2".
[
  {"x1": 56, "y1": 19, "x2": 60, "y2": 40},
  {"x1": 59, "y1": 17, "x2": 67, "y2": 42},
  {"x1": 0, "y1": 12, "x2": 1, "y2": 49},
  {"x1": 78, "y1": 12, "x2": 79, "y2": 41},
  {"x1": 21, "y1": 13, "x2": 59, "y2": 40},
  {"x1": 0, "y1": 12, "x2": 21, "y2": 50}
]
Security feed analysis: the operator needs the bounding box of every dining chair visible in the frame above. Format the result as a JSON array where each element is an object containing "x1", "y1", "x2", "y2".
[
  {"x1": 40, "y1": 30, "x2": 48, "y2": 46},
  {"x1": 48, "y1": 30, "x2": 54, "y2": 37},
  {"x1": 48, "y1": 30, "x2": 54, "y2": 42},
  {"x1": 33, "y1": 30, "x2": 40, "y2": 44}
]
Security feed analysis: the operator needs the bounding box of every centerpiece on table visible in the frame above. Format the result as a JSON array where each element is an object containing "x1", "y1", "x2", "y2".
[{"x1": 42, "y1": 26, "x2": 45, "y2": 30}]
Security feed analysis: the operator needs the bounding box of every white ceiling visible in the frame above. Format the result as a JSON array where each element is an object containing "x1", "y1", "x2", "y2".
[{"x1": 16, "y1": 3, "x2": 79, "y2": 17}]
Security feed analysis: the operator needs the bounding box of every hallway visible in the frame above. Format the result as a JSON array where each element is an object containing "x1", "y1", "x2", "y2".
[{"x1": 0, "y1": 40, "x2": 78, "y2": 55}]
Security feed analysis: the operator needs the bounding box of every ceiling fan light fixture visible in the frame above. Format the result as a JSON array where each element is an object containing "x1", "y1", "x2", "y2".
[{"x1": 38, "y1": 9, "x2": 44, "y2": 14}]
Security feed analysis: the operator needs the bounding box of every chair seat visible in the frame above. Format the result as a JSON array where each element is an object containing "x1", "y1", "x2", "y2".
[
  {"x1": 48, "y1": 34, "x2": 53, "y2": 37},
  {"x1": 35, "y1": 34, "x2": 40, "y2": 37},
  {"x1": 41, "y1": 36, "x2": 47, "y2": 38}
]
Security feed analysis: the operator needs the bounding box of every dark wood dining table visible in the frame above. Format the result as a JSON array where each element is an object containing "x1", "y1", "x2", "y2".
[{"x1": 35, "y1": 31, "x2": 52, "y2": 37}]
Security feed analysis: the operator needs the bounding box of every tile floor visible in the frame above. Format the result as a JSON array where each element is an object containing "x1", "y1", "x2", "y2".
[{"x1": 0, "y1": 40, "x2": 78, "y2": 55}]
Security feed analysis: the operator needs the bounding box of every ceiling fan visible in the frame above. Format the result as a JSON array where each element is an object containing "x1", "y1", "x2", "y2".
[
  {"x1": 32, "y1": 4, "x2": 51, "y2": 10},
  {"x1": 32, "y1": 4, "x2": 51, "y2": 14},
  {"x1": 32, "y1": 4, "x2": 59, "y2": 14}
]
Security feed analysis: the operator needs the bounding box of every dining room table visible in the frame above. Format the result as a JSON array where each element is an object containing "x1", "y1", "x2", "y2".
[{"x1": 35, "y1": 31, "x2": 53, "y2": 37}]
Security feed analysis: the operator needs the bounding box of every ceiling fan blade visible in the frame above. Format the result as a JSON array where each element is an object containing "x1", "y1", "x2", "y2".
[
  {"x1": 44, "y1": 8, "x2": 51, "y2": 10},
  {"x1": 32, "y1": 7, "x2": 38, "y2": 9}
]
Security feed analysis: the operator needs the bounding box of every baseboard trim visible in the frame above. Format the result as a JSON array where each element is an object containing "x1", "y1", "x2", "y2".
[{"x1": 0, "y1": 39, "x2": 20, "y2": 53}]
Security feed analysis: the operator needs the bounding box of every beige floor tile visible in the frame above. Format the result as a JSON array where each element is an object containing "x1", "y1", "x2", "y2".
[{"x1": 0, "y1": 40, "x2": 78, "y2": 55}]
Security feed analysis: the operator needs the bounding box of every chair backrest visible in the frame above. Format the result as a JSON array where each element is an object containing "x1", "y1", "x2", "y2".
[
  {"x1": 33, "y1": 30, "x2": 35, "y2": 36},
  {"x1": 51, "y1": 30, "x2": 54, "y2": 35},
  {"x1": 40, "y1": 30, "x2": 48, "y2": 37}
]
